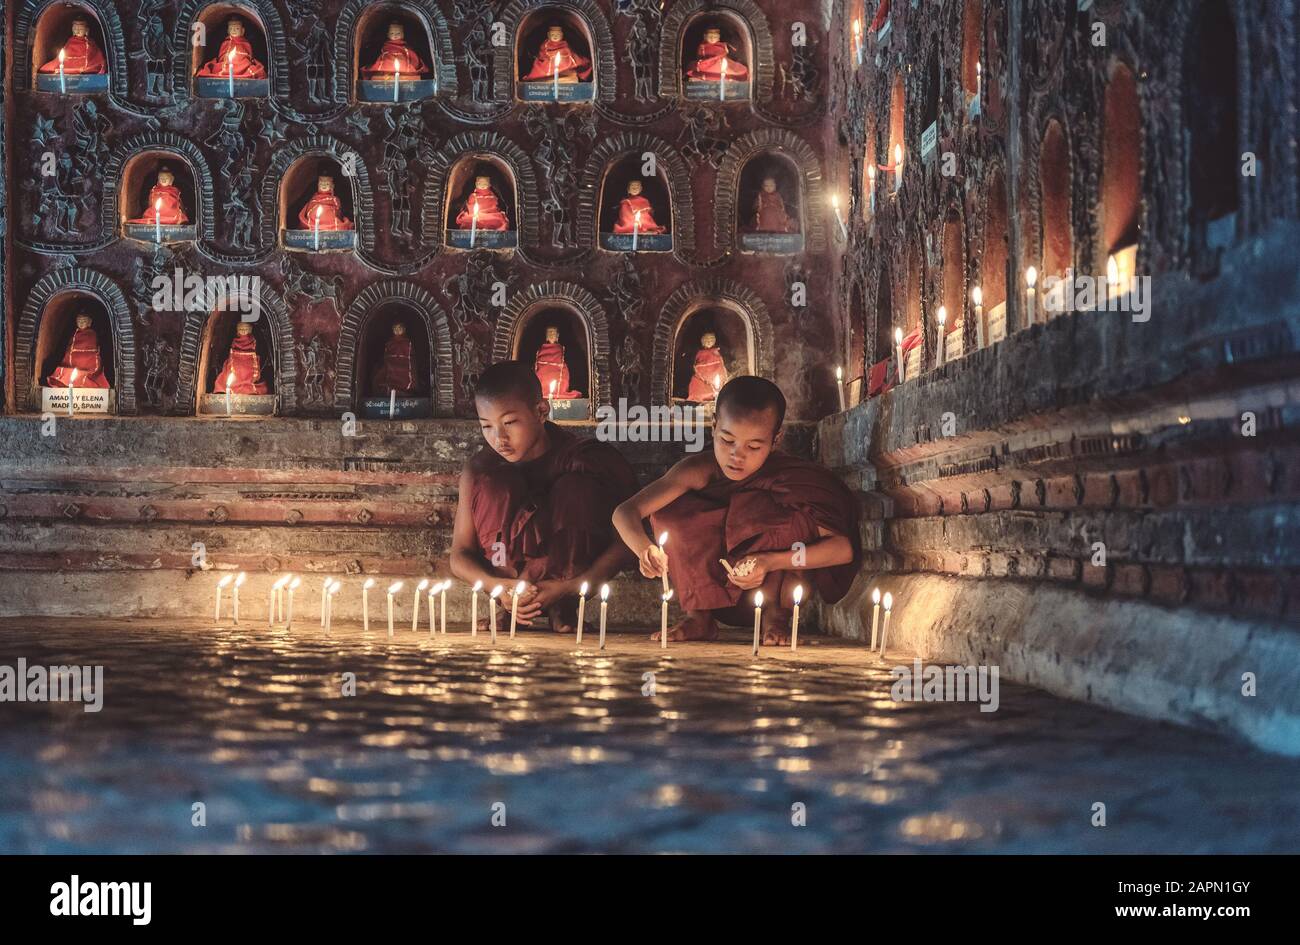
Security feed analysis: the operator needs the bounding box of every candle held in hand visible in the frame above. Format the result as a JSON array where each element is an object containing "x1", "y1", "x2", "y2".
[
  {"x1": 660, "y1": 590, "x2": 673, "y2": 649},
  {"x1": 656, "y1": 532, "x2": 670, "y2": 595}
]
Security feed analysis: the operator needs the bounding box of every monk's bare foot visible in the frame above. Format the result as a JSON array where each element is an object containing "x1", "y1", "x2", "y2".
[
  {"x1": 760, "y1": 608, "x2": 793, "y2": 646},
  {"x1": 548, "y1": 602, "x2": 579, "y2": 635},
  {"x1": 652, "y1": 611, "x2": 718, "y2": 642}
]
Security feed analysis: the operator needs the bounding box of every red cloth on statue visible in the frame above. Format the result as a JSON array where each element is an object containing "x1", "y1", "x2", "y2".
[
  {"x1": 213, "y1": 334, "x2": 269, "y2": 394},
  {"x1": 371, "y1": 336, "x2": 417, "y2": 395},
  {"x1": 687, "y1": 347, "x2": 727, "y2": 402},
  {"x1": 196, "y1": 37, "x2": 267, "y2": 79},
  {"x1": 534, "y1": 342, "x2": 580, "y2": 399},
  {"x1": 298, "y1": 192, "x2": 352, "y2": 231},
  {"x1": 522, "y1": 39, "x2": 592, "y2": 80},
  {"x1": 686, "y1": 41, "x2": 749, "y2": 81},
  {"x1": 650, "y1": 453, "x2": 862, "y2": 613},
  {"x1": 129, "y1": 185, "x2": 189, "y2": 225},
  {"x1": 867, "y1": 357, "x2": 895, "y2": 398},
  {"x1": 46, "y1": 328, "x2": 110, "y2": 389},
  {"x1": 612, "y1": 195, "x2": 665, "y2": 234},
  {"x1": 39, "y1": 36, "x2": 107, "y2": 75},
  {"x1": 752, "y1": 190, "x2": 795, "y2": 233},
  {"x1": 455, "y1": 188, "x2": 511, "y2": 231},
  {"x1": 869, "y1": 0, "x2": 891, "y2": 32},
  {"x1": 467, "y1": 423, "x2": 638, "y2": 585},
  {"x1": 362, "y1": 39, "x2": 429, "y2": 77},
  {"x1": 900, "y1": 327, "x2": 922, "y2": 353}
]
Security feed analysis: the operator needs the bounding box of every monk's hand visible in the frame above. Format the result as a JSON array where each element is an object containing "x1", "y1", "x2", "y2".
[
  {"x1": 726, "y1": 555, "x2": 768, "y2": 590},
  {"x1": 529, "y1": 579, "x2": 570, "y2": 613},
  {"x1": 639, "y1": 544, "x2": 668, "y2": 580},
  {"x1": 512, "y1": 582, "x2": 544, "y2": 624}
]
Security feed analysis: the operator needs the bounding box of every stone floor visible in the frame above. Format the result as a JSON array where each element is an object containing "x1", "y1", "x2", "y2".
[{"x1": 0, "y1": 618, "x2": 1296, "y2": 853}]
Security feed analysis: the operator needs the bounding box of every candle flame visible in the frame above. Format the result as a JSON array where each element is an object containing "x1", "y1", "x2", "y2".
[
  {"x1": 363, "y1": 577, "x2": 375, "y2": 589},
  {"x1": 217, "y1": 574, "x2": 233, "y2": 588},
  {"x1": 579, "y1": 581, "x2": 589, "y2": 596},
  {"x1": 416, "y1": 578, "x2": 429, "y2": 591},
  {"x1": 472, "y1": 203, "x2": 480, "y2": 220},
  {"x1": 329, "y1": 582, "x2": 340, "y2": 595},
  {"x1": 971, "y1": 285, "x2": 983, "y2": 306},
  {"x1": 868, "y1": 164, "x2": 876, "y2": 181},
  {"x1": 754, "y1": 590, "x2": 764, "y2": 608},
  {"x1": 229, "y1": 48, "x2": 236, "y2": 62},
  {"x1": 473, "y1": 579, "x2": 484, "y2": 592},
  {"x1": 514, "y1": 580, "x2": 526, "y2": 596},
  {"x1": 793, "y1": 584, "x2": 803, "y2": 604},
  {"x1": 836, "y1": 365, "x2": 843, "y2": 382},
  {"x1": 387, "y1": 581, "x2": 403, "y2": 594},
  {"x1": 59, "y1": 48, "x2": 66, "y2": 63},
  {"x1": 872, "y1": 586, "x2": 881, "y2": 604},
  {"x1": 937, "y1": 305, "x2": 947, "y2": 326},
  {"x1": 273, "y1": 575, "x2": 289, "y2": 589},
  {"x1": 600, "y1": 583, "x2": 610, "y2": 601},
  {"x1": 894, "y1": 327, "x2": 903, "y2": 344},
  {"x1": 831, "y1": 194, "x2": 839, "y2": 210},
  {"x1": 853, "y1": 19, "x2": 861, "y2": 37},
  {"x1": 226, "y1": 369, "x2": 235, "y2": 394},
  {"x1": 1106, "y1": 254, "x2": 1120, "y2": 287},
  {"x1": 657, "y1": 531, "x2": 668, "y2": 548},
  {"x1": 1025, "y1": 265, "x2": 1038, "y2": 288},
  {"x1": 490, "y1": 584, "x2": 504, "y2": 599},
  {"x1": 70, "y1": 368, "x2": 79, "y2": 386},
  {"x1": 663, "y1": 589, "x2": 673, "y2": 602},
  {"x1": 549, "y1": 379, "x2": 558, "y2": 396},
  {"x1": 155, "y1": 197, "x2": 163, "y2": 211},
  {"x1": 316, "y1": 205, "x2": 324, "y2": 219},
  {"x1": 894, "y1": 143, "x2": 903, "y2": 166},
  {"x1": 235, "y1": 572, "x2": 246, "y2": 587},
  {"x1": 883, "y1": 591, "x2": 893, "y2": 610},
  {"x1": 289, "y1": 577, "x2": 301, "y2": 590}
]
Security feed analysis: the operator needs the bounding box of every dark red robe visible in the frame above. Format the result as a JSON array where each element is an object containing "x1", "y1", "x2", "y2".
[
  {"x1": 39, "y1": 36, "x2": 107, "y2": 74},
  {"x1": 687, "y1": 347, "x2": 726, "y2": 402},
  {"x1": 298, "y1": 192, "x2": 352, "y2": 231},
  {"x1": 685, "y1": 40, "x2": 749, "y2": 81},
  {"x1": 612, "y1": 195, "x2": 666, "y2": 234},
  {"x1": 870, "y1": 0, "x2": 892, "y2": 32},
  {"x1": 47, "y1": 328, "x2": 110, "y2": 389},
  {"x1": 467, "y1": 423, "x2": 638, "y2": 585},
  {"x1": 455, "y1": 187, "x2": 510, "y2": 231},
  {"x1": 362, "y1": 39, "x2": 429, "y2": 77},
  {"x1": 522, "y1": 38, "x2": 592, "y2": 81},
  {"x1": 213, "y1": 334, "x2": 269, "y2": 394},
  {"x1": 196, "y1": 36, "x2": 267, "y2": 78},
  {"x1": 650, "y1": 453, "x2": 861, "y2": 613},
  {"x1": 752, "y1": 190, "x2": 795, "y2": 233},
  {"x1": 129, "y1": 184, "x2": 189, "y2": 225},
  {"x1": 371, "y1": 335, "x2": 417, "y2": 394},
  {"x1": 534, "y1": 342, "x2": 580, "y2": 399}
]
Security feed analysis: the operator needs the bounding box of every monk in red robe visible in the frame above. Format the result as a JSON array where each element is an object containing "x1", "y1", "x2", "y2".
[
  {"x1": 39, "y1": 18, "x2": 107, "y2": 75},
  {"x1": 47, "y1": 314, "x2": 111, "y2": 389},
  {"x1": 534, "y1": 327, "x2": 580, "y2": 399},
  {"x1": 612, "y1": 180, "x2": 666, "y2": 234},
  {"x1": 371, "y1": 322, "x2": 417, "y2": 394},
  {"x1": 298, "y1": 175, "x2": 353, "y2": 231},
  {"x1": 685, "y1": 27, "x2": 749, "y2": 81},
  {"x1": 455, "y1": 175, "x2": 511, "y2": 231},
  {"x1": 751, "y1": 177, "x2": 796, "y2": 233},
  {"x1": 521, "y1": 24, "x2": 592, "y2": 82},
  {"x1": 362, "y1": 22, "x2": 429, "y2": 77},
  {"x1": 212, "y1": 322, "x2": 269, "y2": 394},
  {"x1": 450, "y1": 361, "x2": 638, "y2": 635},
  {"x1": 196, "y1": 18, "x2": 267, "y2": 79},
  {"x1": 128, "y1": 167, "x2": 189, "y2": 225},
  {"x1": 614, "y1": 376, "x2": 861, "y2": 645},
  {"x1": 686, "y1": 332, "x2": 727, "y2": 402}
]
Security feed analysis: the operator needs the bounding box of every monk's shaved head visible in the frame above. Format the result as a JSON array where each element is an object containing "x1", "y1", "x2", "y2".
[
  {"x1": 475, "y1": 360, "x2": 542, "y2": 406},
  {"x1": 715, "y1": 375, "x2": 785, "y2": 432}
]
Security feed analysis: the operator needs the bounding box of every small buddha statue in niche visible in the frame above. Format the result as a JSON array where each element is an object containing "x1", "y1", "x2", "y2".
[
  {"x1": 298, "y1": 175, "x2": 353, "y2": 231},
  {"x1": 612, "y1": 180, "x2": 666, "y2": 234},
  {"x1": 46, "y1": 314, "x2": 110, "y2": 389},
  {"x1": 371, "y1": 322, "x2": 418, "y2": 395},
  {"x1": 687, "y1": 331, "x2": 727, "y2": 403},
  {"x1": 363, "y1": 22, "x2": 429, "y2": 78},
  {"x1": 750, "y1": 176, "x2": 796, "y2": 233},
  {"x1": 196, "y1": 17, "x2": 268, "y2": 79},
  {"x1": 522, "y1": 24, "x2": 592, "y2": 82},
  {"x1": 455, "y1": 174, "x2": 511, "y2": 231},
  {"x1": 534, "y1": 326, "x2": 581, "y2": 399},
  {"x1": 686, "y1": 26, "x2": 749, "y2": 82},
  {"x1": 212, "y1": 322, "x2": 269, "y2": 394},
  {"x1": 129, "y1": 166, "x2": 189, "y2": 225},
  {"x1": 39, "y1": 18, "x2": 107, "y2": 76}
]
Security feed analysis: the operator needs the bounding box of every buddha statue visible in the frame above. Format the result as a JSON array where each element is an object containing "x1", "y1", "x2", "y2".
[
  {"x1": 298, "y1": 175, "x2": 353, "y2": 231},
  {"x1": 363, "y1": 22, "x2": 429, "y2": 78},
  {"x1": 455, "y1": 174, "x2": 511, "y2": 231},
  {"x1": 371, "y1": 322, "x2": 417, "y2": 395},
  {"x1": 212, "y1": 322, "x2": 269, "y2": 394},
  {"x1": 687, "y1": 332, "x2": 727, "y2": 403},
  {"x1": 534, "y1": 326, "x2": 580, "y2": 399},
  {"x1": 686, "y1": 26, "x2": 749, "y2": 82},
  {"x1": 612, "y1": 179, "x2": 666, "y2": 234},
  {"x1": 196, "y1": 17, "x2": 267, "y2": 79},
  {"x1": 522, "y1": 24, "x2": 592, "y2": 82},
  {"x1": 750, "y1": 176, "x2": 796, "y2": 233},
  {"x1": 129, "y1": 167, "x2": 189, "y2": 225},
  {"x1": 38, "y1": 18, "x2": 107, "y2": 76},
  {"x1": 46, "y1": 314, "x2": 110, "y2": 389}
]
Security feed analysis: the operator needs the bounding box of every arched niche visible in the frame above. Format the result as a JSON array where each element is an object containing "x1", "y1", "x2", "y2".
[
  {"x1": 27, "y1": 1, "x2": 112, "y2": 94},
  {"x1": 847, "y1": 281, "x2": 867, "y2": 404},
  {"x1": 887, "y1": 74, "x2": 906, "y2": 191},
  {"x1": 352, "y1": 2, "x2": 439, "y2": 104},
  {"x1": 960, "y1": 0, "x2": 983, "y2": 117},
  {"x1": 195, "y1": 309, "x2": 277, "y2": 415},
  {"x1": 514, "y1": 7, "x2": 597, "y2": 103},
  {"x1": 671, "y1": 305, "x2": 751, "y2": 405},
  {"x1": 515, "y1": 305, "x2": 592, "y2": 418},
  {"x1": 1038, "y1": 118, "x2": 1073, "y2": 314},
  {"x1": 1184, "y1": 0, "x2": 1238, "y2": 252},
  {"x1": 939, "y1": 211, "x2": 966, "y2": 363},
  {"x1": 278, "y1": 155, "x2": 357, "y2": 253},
  {"x1": 1102, "y1": 62, "x2": 1141, "y2": 291},
  {"x1": 868, "y1": 263, "x2": 895, "y2": 397},
  {"x1": 679, "y1": 11, "x2": 753, "y2": 102},
  {"x1": 716, "y1": 130, "x2": 826, "y2": 254},
  {"x1": 902, "y1": 239, "x2": 924, "y2": 381},
  {"x1": 187, "y1": 3, "x2": 272, "y2": 99},
  {"x1": 443, "y1": 156, "x2": 518, "y2": 251},
  {"x1": 862, "y1": 135, "x2": 877, "y2": 222},
  {"x1": 735, "y1": 152, "x2": 804, "y2": 254},
  {"x1": 660, "y1": 0, "x2": 773, "y2": 104},
  {"x1": 979, "y1": 166, "x2": 1009, "y2": 345},
  {"x1": 335, "y1": 0, "x2": 457, "y2": 104},
  {"x1": 119, "y1": 152, "x2": 199, "y2": 245},
  {"x1": 424, "y1": 131, "x2": 539, "y2": 252},
  {"x1": 920, "y1": 45, "x2": 941, "y2": 163},
  {"x1": 598, "y1": 154, "x2": 674, "y2": 253},
  {"x1": 356, "y1": 303, "x2": 433, "y2": 417},
  {"x1": 102, "y1": 134, "x2": 217, "y2": 243},
  {"x1": 33, "y1": 293, "x2": 116, "y2": 414}
]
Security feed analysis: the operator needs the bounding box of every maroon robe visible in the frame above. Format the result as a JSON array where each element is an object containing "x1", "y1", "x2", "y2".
[
  {"x1": 212, "y1": 334, "x2": 269, "y2": 394},
  {"x1": 467, "y1": 423, "x2": 638, "y2": 585},
  {"x1": 686, "y1": 347, "x2": 726, "y2": 402},
  {"x1": 522, "y1": 38, "x2": 592, "y2": 81},
  {"x1": 685, "y1": 40, "x2": 749, "y2": 81},
  {"x1": 650, "y1": 453, "x2": 861, "y2": 613},
  {"x1": 612, "y1": 195, "x2": 666, "y2": 234},
  {"x1": 455, "y1": 187, "x2": 510, "y2": 231},
  {"x1": 371, "y1": 335, "x2": 417, "y2": 394},
  {"x1": 129, "y1": 184, "x2": 189, "y2": 225},
  {"x1": 362, "y1": 39, "x2": 429, "y2": 77},
  {"x1": 47, "y1": 327, "x2": 111, "y2": 389},
  {"x1": 39, "y1": 36, "x2": 107, "y2": 75},
  {"x1": 298, "y1": 191, "x2": 352, "y2": 231},
  {"x1": 534, "y1": 342, "x2": 580, "y2": 399},
  {"x1": 196, "y1": 36, "x2": 267, "y2": 79},
  {"x1": 752, "y1": 190, "x2": 795, "y2": 233}
]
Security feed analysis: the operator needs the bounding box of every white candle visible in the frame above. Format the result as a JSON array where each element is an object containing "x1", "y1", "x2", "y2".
[
  {"x1": 632, "y1": 209, "x2": 641, "y2": 253},
  {"x1": 314, "y1": 204, "x2": 323, "y2": 252},
  {"x1": 439, "y1": 580, "x2": 448, "y2": 635},
  {"x1": 470, "y1": 580, "x2": 483, "y2": 636},
  {"x1": 972, "y1": 286, "x2": 985, "y2": 349},
  {"x1": 869, "y1": 587, "x2": 881, "y2": 649},
  {"x1": 832, "y1": 195, "x2": 848, "y2": 240},
  {"x1": 893, "y1": 144, "x2": 903, "y2": 192},
  {"x1": 720, "y1": 58, "x2": 727, "y2": 101},
  {"x1": 425, "y1": 582, "x2": 437, "y2": 635},
  {"x1": 320, "y1": 578, "x2": 330, "y2": 627},
  {"x1": 936, "y1": 306, "x2": 947, "y2": 368},
  {"x1": 233, "y1": 572, "x2": 245, "y2": 624},
  {"x1": 657, "y1": 531, "x2": 670, "y2": 596},
  {"x1": 836, "y1": 366, "x2": 846, "y2": 411},
  {"x1": 470, "y1": 203, "x2": 479, "y2": 248},
  {"x1": 58, "y1": 48, "x2": 66, "y2": 93},
  {"x1": 894, "y1": 327, "x2": 905, "y2": 384},
  {"x1": 751, "y1": 590, "x2": 764, "y2": 656},
  {"x1": 1106, "y1": 254, "x2": 1121, "y2": 304},
  {"x1": 553, "y1": 51, "x2": 561, "y2": 100},
  {"x1": 389, "y1": 388, "x2": 396, "y2": 418},
  {"x1": 387, "y1": 581, "x2": 403, "y2": 638},
  {"x1": 660, "y1": 590, "x2": 672, "y2": 649},
  {"x1": 852, "y1": 20, "x2": 862, "y2": 66},
  {"x1": 155, "y1": 197, "x2": 163, "y2": 244},
  {"x1": 68, "y1": 369, "x2": 78, "y2": 416},
  {"x1": 548, "y1": 378, "x2": 557, "y2": 415},
  {"x1": 228, "y1": 48, "x2": 236, "y2": 98},
  {"x1": 599, "y1": 584, "x2": 609, "y2": 649},
  {"x1": 489, "y1": 584, "x2": 503, "y2": 644},
  {"x1": 576, "y1": 581, "x2": 588, "y2": 645},
  {"x1": 214, "y1": 574, "x2": 233, "y2": 621},
  {"x1": 412, "y1": 578, "x2": 429, "y2": 632},
  {"x1": 393, "y1": 57, "x2": 401, "y2": 102},
  {"x1": 362, "y1": 577, "x2": 374, "y2": 632},
  {"x1": 791, "y1": 584, "x2": 803, "y2": 651},
  {"x1": 1025, "y1": 266, "x2": 1038, "y2": 326},
  {"x1": 287, "y1": 576, "x2": 301, "y2": 630},
  {"x1": 327, "y1": 580, "x2": 340, "y2": 633},
  {"x1": 867, "y1": 164, "x2": 876, "y2": 216},
  {"x1": 509, "y1": 580, "x2": 525, "y2": 639},
  {"x1": 879, "y1": 592, "x2": 893, "y2": 654},
  {"x1": 269, "y1": 575, "x2": 286, "y2": 626},
  {"x1": 225, "y1": 370, "x2": 234, "y2": 417}
]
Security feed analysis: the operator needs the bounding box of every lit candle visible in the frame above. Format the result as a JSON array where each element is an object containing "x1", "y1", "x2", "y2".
[
  {"x1": 214, "y1": 574, "x2": 233, "y2": 621},
  {"x1": 975, "y1": 60, "x2": 981, "y2": 100},
  {"x1": 470, "y1": 579, "x2": 483, "y2": 636},
  {"x1": 836, "y1": 366, "x2": 846, "y2": 411},
  {"x1": 1106, "y1": 253, "x2": 1121, "y2": 304},
  {"x1": 155, "y1": 197, "x2": 163, "y2": 244},
  {"x1": 412, "y1": 578, "x2": 429, "y2": 632},
  {"x1": 893, "y1": 143, "x2": 903, "y2": 192},
  {"x1": 269, "y1": 575, "x2": 287, "y2": 626},
  {"x1": 869, "y1": 587, "x2": 881, "y2": 649},
  {"x1": 548, "y1": 378, "x2": 558, "y2": 415},
  {"x1": 225, "y1": 369, "x2": 235, "y2": 417},
  {"x1": 287, "y1": 576, "x2": 301, "y2": 630},
  {"x1": 867, "y1": 164, "x2": 876, "y2": 216},
  {"x1": 58, "y1": 48, "x2": 66, "y2": 94},
  {"x1": 470, "y1": 202, "x2": 479, "y2": 249},
  {"x1": 425, "y1": 581, "x2": 437, "y2": 635},
  {"x1": 509, "y1": 580, "x2": 525, "y2": 639},
  {"x1": 831, "y1": 194, "x2": 848, "y2": 240},
  {"x1": 720, "y1": 57, "x2": 727, "y2": 101},
  {"x1": 68, "y1": 369, "x2": 78, "y2": 416},
  {"x1": 228, "y1": 47, "x2": 236, "y2": 99},
  {"x1": 362, "y1": 577, "x2": 375, "y2": 632},
  {"x1": 394, "y1": 57, "x2": 401, "y2": 102},
  {"x1": 386, "y1": 581, "x2": 403, "y2": 638},
  {"x1": 790, "y1": 584, "x2": 803, "y2": 651},
  {"x1": 439, "y1": 579, "x2": 449, "y2": 635},
  {"x1": 879, "y1": 591, "x2": 893, "y2": 654},
  {"x1": 852, "y1": 19, "x2": 863, "y2": 66},
  {"x1": 894, "y1": 327, "x2": 905, "y2": 384},
  {"x1": 658, "y1": 589, "x2": 673, "y2": 648},
  {"x1": 389, "y1": 388, "x2": 396, "y2": 419},
  {"x1": 1025, "y1": 266, "x2": 1038, "y2": 326},
  {"x1": 326, "y1": 580, "x2": 340, "y2": 633},
  {"x1": 936, "y1": 305, "x2": 947, "y2": 368},
  {"x1": 553, "y1": 51, "x2": 561, "y2": 100},
  {"x1": 751, "y1": 590, "x2": 764, "y2": 656},
  {"x1": 576, "y1": 581, "x2": 588, "y2": 645},
  {"x1": 631, "y1": 208, "x2": 641, "y2": 253},
  {"x1": 314, "y1": 204, "x2": 323, "y2": 252},
  {"x1": 233, "y1": 572, "x2": 245, "y2": 624},
  {"x1": 489, "y1": 584, "x2": 503, "y2": 644},
  {"x1": 972, "y1": 285, "x2": 985, "y2": 349},
  {"x1": 320, "y1": 577, "x2": 330, "y2": 627},
  {"x1": 598, "y1": 583, "x2": 609, "y2": 649},
  {"x1": 656, "y1": 531, "x2": 670, "y2": 596},
  {"x1": 280, "y1": 575, "x2": 294, "y2": 624}
]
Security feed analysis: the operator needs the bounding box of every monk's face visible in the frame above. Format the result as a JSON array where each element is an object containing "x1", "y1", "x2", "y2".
[
  {"x1": 547, "y1": 26, "x2": 564, "y2": 43},
  {"x1": 704, "y1": 29, "x2": 721, "y2": 44},
  {"x1": 762, "y1": 178, "x2": 777, "y2": 193},
  {"x1": 76, "y1": 315, "x2": 92, "y2": 330},
  {"x1": 627, "y1": 180, "x2": 643, "y2": 197},
  {"x1": 392, "y1": 323, "x2": 406, "y2": 336},
  {"x1": 158, "y1": 171, "x2": 175, "y2": 187},
  {"x1": 318, "y1": 176, "x2": 334, "y2": 193},
  {"x1": 700, "y1": 332, "x2": 716, "y2": 348},
  {"x1": 72, "y1": 20, "x2": 89, "y2": 38},
  {"x1": 475, "y1": 176, "x2": 491, "y2": 190},
  {"x1": 545, "y1": 327, "x2": 559, "y2": 343},
  {"x1": 228, "y1": 20, "x2": 245, "y2": 39},
  {"x1": 713, "y1": 404, "x2": 782, "y2": 481},
  {"x1": 476, "y1": 393, "x2": 548, "y2": 463},
  {"x1": 236, "y1": 323, "x2": 252, "y2": 336},
  {"x1": 388, "y1": 24, "x2": 405, "y2": 42}
]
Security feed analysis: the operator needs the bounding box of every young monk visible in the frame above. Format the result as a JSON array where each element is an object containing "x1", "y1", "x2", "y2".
[
  {"x1": 451, "y1": 361, "x2": 639, "y2": 633},
  {"x1": 613, "y1": 376, "x2": 860, "y2": 645}
]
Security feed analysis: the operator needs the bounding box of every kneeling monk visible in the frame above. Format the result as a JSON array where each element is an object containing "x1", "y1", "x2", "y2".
[
  {"x1": 451, "y1": 361, "x2": 639, "y2": 634},
  {"x1": 613, "y1": 376, "x2": 861, "y2": 645}
]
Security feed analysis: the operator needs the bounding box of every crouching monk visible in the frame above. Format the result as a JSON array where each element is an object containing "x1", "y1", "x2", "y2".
[
  {"x1": 613, "y1": 376, "x2": 861, "y2": 645},
  {"x1": 451, "y1": 361, "x2": 639, "y2": 634}
]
